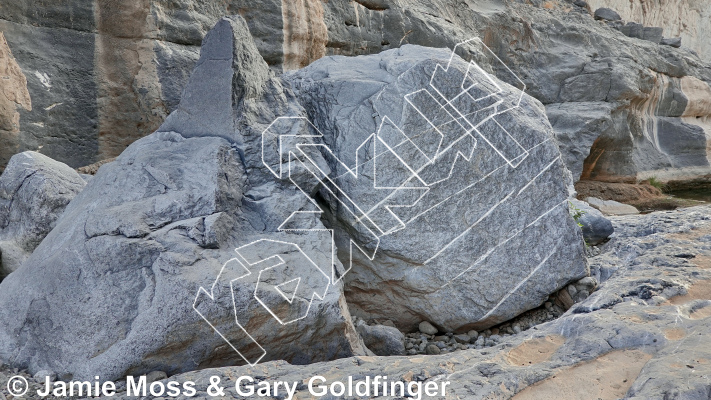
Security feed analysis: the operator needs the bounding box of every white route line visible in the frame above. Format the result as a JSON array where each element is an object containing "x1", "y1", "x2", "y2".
[
  {"x1": 193, "y1": 257, "x2": 266, "y2": 366},
  {"x1": 517, "y1": 155, "x2": 561, "y2": 196},
  {"x1": 197, "y1": 36, "x2": 557, "y2": 366},
  {"x1": 405, "y1": 138, "x2": 553, "y2": 225},
  {"x1": 423, "y1": 190, "x2": 515, "y2": 265},
  {"x1": 439, "y1": 200, "x2": 568, "y2": 288},
  {"x1": 478, "y1": 245, "x2": 558, "y2": 321},
  {"x1": 236, "y1": 239, "x2": 331, "y2": 325}
]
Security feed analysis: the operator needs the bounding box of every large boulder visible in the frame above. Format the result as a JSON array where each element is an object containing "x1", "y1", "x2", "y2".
[
  {"x1": 0, "y1": 151, "x2": 85, "y2": 277},
  {"x1": 0, "y1": 16, "x2": 368, "y2": 382},
  {"x1": 284, "y1": 43, "x2": 588, "y2": 331}
]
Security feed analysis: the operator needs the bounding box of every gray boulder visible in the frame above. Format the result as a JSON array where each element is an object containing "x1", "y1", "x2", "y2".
[
  {"x1": 356, "y1": 324, "x2": 406, "y2": 356},
  {"x1": 286, "y1": 43, "x2": 588, "y2": 331},
  {"x1": 419, "y1": 321, "x2": 439, "y2": 335},
  {"x1": 618, "y1": 23, "x2": 663, "y2": 44},
  {"x1": 593, "y1": 7, "x2": 621, "y2": 21},
  {"x1": 0, "y1": 151, "x2": 85, "y2": 278},
  {"x1": 0, "y1": 16, "x2": 368, "y2": 382},
  {"x1": 570, "y1": 199, "x2": 614, "y2": 245},
  {"x1": 642, "y1": 27, "x2": 664, "y2": 44},
  {"x1": 661, "y1": 37, "x2": 682, "y2": 48}
]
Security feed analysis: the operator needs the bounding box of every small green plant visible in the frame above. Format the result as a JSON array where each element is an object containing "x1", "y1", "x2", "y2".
[
  {"x1": 568, "y1": 201, "x2": 585, "y2": 228},
  {"x1": 568, "y1": 201, "x2": 590, "y2": 247},
  {"x1": 647, "y1": 176, "x2": 665, "y2": 191}
]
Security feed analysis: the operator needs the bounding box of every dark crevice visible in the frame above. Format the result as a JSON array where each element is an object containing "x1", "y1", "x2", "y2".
[{"x1": 353, "y1": 0, "x2": 389, "y2": 11}]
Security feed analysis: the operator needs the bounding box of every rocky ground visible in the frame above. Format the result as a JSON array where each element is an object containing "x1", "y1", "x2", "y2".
[
  {"x1": 2, "y1": 204, "x2": 706, "y2": 399},
  {"x1": 148, "y1": 205, "x2": 711, "y2": 399},
  {"x1": 1, "y1": 1, "x2": 710, "y2": 397},
  {"x1": 575, "y1": 180, "x2": 705, "y2": 213}
]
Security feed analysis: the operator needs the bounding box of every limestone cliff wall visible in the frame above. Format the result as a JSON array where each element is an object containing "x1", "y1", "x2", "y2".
[
  {"x1": 0, "y1": 32, "x2": 31, "y2": 172},
  {"x1": 581, "y1": 71, "x2": 711, "y2": 183},
  {"x1": 2, "y1": 0, "x2": 711, "y2": 185},
  {"x1": 0, "y1": 0, "x2": 224, "y2": 169},
  {"x1": 587, "y1": 0, "x2": 711, "y2": 62}
]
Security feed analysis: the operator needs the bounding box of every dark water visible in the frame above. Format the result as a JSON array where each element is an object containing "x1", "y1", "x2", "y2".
[{"x1": 670, "y1": 189, "x2": 711, "y2": 202}]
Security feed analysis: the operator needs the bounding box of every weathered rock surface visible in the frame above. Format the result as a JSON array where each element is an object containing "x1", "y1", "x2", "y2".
[
  {"x1": 98, "y1": 205, "x2": 711, "y2": 400},
  {"x1": 570, "y1": 199, "x2": 614, "y2": 245},
  {"x1": 284, "y1": 43, "x2": 587, "y2": 332},
  {"x1": 0, "y1": 16, "x2": 368, "y2": 382},
  {"x1": 0, "y1": 0, "x2": 232, "y2": 169},
  {"x1": 588, "y1": 0, "x2": 711, "y2": 61},
  {"x1": 0, "y1": 31, "x2": 31, "y2": 173},
  {"x1": 3, "y1": 0, "x2": 711, "y2": 188},
  {"x1": 0, "y1": 151, "x2": 85, "y2": 278}
]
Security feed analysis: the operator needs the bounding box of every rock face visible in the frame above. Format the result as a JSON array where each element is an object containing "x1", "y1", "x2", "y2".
[
  {"x1": 0, "y1": 151, "x2": 85, "y2": 278},
  {"x1": 284, "y1": 43, "x2": 587, "y2": 332},
  {"x1": 587, "y1": 0, "x2": 711, "y2": 62},
  {"x1": 3, "y1": 0, "x2": 711, "y2": 187},
  {"x1": 0, "y1": 16, "x2": 368, "y2": 382},
  {"x1": 0, "y1": 0, "x2": 343, "y2": 171},
  {"x1": 0, "y1": 0, "x2": 231, "y2": 169},
  {"x1": 100, "y1": 205, "x2": 711, "y2": 400},
  {"x1": 0, "y1": 32, "x2": 31, "y2": 173}
]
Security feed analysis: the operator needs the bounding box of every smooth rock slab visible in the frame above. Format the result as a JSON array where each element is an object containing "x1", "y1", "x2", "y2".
[{"x1": 586, "y1": 197, "x2": 640, "y2": 215}]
